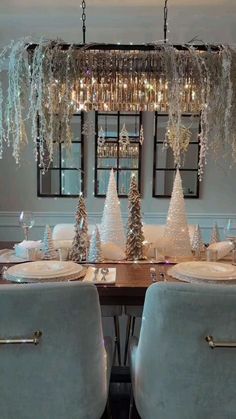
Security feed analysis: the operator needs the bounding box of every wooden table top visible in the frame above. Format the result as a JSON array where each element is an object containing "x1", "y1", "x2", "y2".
[{"x1": 0, "y1": 242, "x2": 177, "y2": 306}]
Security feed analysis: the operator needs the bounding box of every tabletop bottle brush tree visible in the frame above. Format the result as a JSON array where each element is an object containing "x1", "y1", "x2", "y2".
[
  {"x1": 69, "y1": 194, "x2": 89, "y2": 262},
  {"x1": 210, "y1": 222, "x2": 221, "y2": 244},
  {"x1": 191, "y1": 224, "x2": 205, "y2": 259},
  {"x1": 126, "y1": 175, "x2": 146, "y2": 261},
  {"x1": 43, "y1": 225, "x2": 57, "y2": 260},
  {"x1": 88, "y1": 226, "x2": 103, "y2": 263}
]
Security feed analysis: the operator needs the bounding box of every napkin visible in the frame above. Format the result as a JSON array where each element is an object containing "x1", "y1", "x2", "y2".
[
  {"x1": 16, "y1": 240, "x2": 42, "y2": 249},
  {"x1": 207, "y1": 241, "x2": 234, "y2": 260},
  {"x1": 15, "y1": 241, "x2": 42, "y2": 260},
  {"x1": 83, "y1": 267, "x2": 116, "y2": 284}
]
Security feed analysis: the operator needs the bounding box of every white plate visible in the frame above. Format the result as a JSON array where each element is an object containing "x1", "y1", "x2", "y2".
[
  {"x1": 168, "y1": 261, "x2": 236, "y2": 284},
  {"x1": 4, "y1": 261, "x2": 85, "y2": 283}
]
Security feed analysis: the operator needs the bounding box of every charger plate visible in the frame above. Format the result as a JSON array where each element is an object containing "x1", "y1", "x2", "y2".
[
  {"x1": 4, "y1": 261, "x2": 86, "y2": 283},
  {"x1": 168, "y1": 261, "x2": 236, "y2": 284}
]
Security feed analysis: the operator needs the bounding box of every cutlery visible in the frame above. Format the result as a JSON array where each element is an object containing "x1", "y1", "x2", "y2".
[
  {"x1": 93, "y1": 267, "x2": 99, "y2": 282},
  {"x1": 1, "y1": 265, "x2": 8, "y2": 276},
  {"x1": 150, "y1": 267, "x2": 157, "y2": 282},
  {"x1": 159, "y1": 271, "x2": 167, "y2": 281},
  {"x1": 100, "y1": 268, "x2": 109, "y2": 282}
]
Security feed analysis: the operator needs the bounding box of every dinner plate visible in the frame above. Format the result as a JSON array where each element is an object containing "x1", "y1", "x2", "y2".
[
  {"x1": 168, "y1": 261, "x2": 236, "y2": 284},
  {"x1": 4, "y1": 261, "x2": 85, "y2": 283}
]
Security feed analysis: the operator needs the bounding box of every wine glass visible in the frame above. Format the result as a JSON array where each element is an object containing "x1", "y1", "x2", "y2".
[
  {"x1": 224, "y1": 219, "x2": 236, "y2": 242},
  {"x1": 19, "y1": 211, "x2": 35, "y2": 241},
  {"x1": 224, "y1": 219, "x2": 236, "y2": 263}
]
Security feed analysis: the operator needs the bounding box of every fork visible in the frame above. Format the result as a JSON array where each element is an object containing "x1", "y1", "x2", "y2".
[
  {"x1": 93, "y1": 267, "x2": 99, "y2": 282},
  {"x1": 159, "y1": 270, "x2": 167, "y2": 281},
  {"x1": 101, "y1": 268, "x2": 109, "y2": 282}
]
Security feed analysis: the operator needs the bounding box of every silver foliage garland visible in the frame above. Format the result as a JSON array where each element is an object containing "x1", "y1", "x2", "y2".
[{"x1": 0, "y1": 39, "x2": 236, "y2": 177}]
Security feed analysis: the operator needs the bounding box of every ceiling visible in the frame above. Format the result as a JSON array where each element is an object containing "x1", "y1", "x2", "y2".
[{"x1": 0, "y1": 0, "x2": 235, "y2": 47}]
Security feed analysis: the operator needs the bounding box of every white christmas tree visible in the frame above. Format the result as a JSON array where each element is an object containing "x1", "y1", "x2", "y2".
[
  {"x1": 100, "y1": 169, "x2": 126, "y2": 250},
  {"x1": 43, "y1": 225, "x2": 57, "y2": 260},
  {"x1": 191, "y1": 224, "x2": 205, "y2": 257},
  {"x1": 163, "y1": 169, "x2": 193, "y2": 259},
  {"x1": 210, "y1": 222, "x2": 221, "y2": 244},
  {"x1": 88, "y1": 225, "x2": 103, "y2": 263}
]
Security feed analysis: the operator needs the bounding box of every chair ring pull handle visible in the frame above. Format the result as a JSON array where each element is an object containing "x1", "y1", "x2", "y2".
[
  {"x1": 206, "y1": 335, "x2": 236, "y2": 349},
  {"x1": 0, "y1": 330, "x2": 42, "y2": 345}
]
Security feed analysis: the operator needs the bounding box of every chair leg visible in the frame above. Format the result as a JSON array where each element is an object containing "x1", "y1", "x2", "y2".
[
  {"x1": 131, "y1": 316, "x2": 136, "y2": 336},
  {"x1": 129, "y1": 390, "x2": 140, "y2": 419},
  {"x1": 101, "y1": 399, "x2": 112, "y2": 419},
  {"x1": 129, "y1": 390, "x2": 134, "y2": 419},
  {"x1": 113, "y1": 315, "x2": 121, "y2": 366},
  {"x1": 124, "y1": 315, "x2": 132, "y2": 366}
]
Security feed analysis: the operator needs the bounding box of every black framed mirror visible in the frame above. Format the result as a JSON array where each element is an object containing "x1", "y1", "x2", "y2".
[
  {"x1": 37, "y1": 113, "x2": 84, "y2": 197},
  {"x1": 95, "y1": 111, "x2": 142, "y2": 197},
  {"x1": 153, "y1": 112, "x2": 200, "y2": 198}
]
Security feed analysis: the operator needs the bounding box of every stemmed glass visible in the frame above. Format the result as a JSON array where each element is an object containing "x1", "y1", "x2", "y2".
[
  {"x1": 224, "y1": 219, "x2": 236, "y2": 242},
  {"x1": 224, "y1": 219, "x2": 236, "y2": 263},
  {"x1": 19, "y1": 211, "x2": 35, "y2": 241}
]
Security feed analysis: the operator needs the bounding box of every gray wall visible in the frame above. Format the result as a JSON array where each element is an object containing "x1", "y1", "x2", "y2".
[{"x1": 0, "y1": 111, "x2": 236, "y2": 242}]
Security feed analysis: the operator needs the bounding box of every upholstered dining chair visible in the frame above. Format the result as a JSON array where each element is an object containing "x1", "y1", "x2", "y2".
[
  {"x1": 0, "y1": 281, "x2": 112, "y2": 419},
  {"x1": 123, "y1": 305, "x2": 142, "y2": 365},
  {"x1": 52, "y1": 223, "x2": 122, "y2": 365},
  {"x1": 129, "y1": 282, "x2": 236, "y2": 419},
  {"x1": 124, "y1": 223, "x2": 196, "y2": 366}
]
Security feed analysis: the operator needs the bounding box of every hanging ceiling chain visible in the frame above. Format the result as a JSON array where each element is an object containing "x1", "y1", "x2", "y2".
[
  {"x1": 163, "y1": 0, "x2": 168, "y2": 43},
  {"x1": 81, "y1": 0, "x2": 86, "y2": 44}
]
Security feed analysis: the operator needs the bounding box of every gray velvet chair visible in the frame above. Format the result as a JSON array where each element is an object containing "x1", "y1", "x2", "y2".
[
  {"x1": 52, "y1": 223, "x2": 122, "y2": 365},
  {"x1": 0, "y1": 281, "x2": 112, "y2": 419},
  {"x1": 130, "y1": 282, "x2": 236, "y2": 419},
  {"x1": 123, "y1": 305, "x2": 143, "y2": 365}
]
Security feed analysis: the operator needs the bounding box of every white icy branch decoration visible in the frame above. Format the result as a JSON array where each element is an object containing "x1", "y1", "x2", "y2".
[
  {"x1": 0, "y1": 39, "x2": 236, "y2": 177},
  {"x1": 100, "y1": 169, "x2": 126, "y2": 250}
]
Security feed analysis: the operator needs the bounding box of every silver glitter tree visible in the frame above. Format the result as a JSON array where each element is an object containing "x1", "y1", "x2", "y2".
[
  {"x1": 163, "y1": 169, "x2": 193, "y2": 259},
  {"x1": 43, "y1": 225, "x2": 57, "y2": 260},
  {"x1": 126, "y1": 176, "x2": 146, "y2": 260},
  {"x1": 88, "y1": 226, "x2": 103, "y2": 263},
  {"x1": 69, "y1": 195, "x2": 89, "y2": 262},
  {"x1": 210, "y1": 222, "x2": 221, "y2": 244},
  {"x1": 191, "y1": 224, "x2": 205, "y2": 258}
]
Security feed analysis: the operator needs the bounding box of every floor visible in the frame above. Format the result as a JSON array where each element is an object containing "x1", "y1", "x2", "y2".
[
  {"x1": 110, "y1": 383, "x2": 131, "y2": 419},
  {"x1": 109, "y1": 368, "x2": 140, "y2": 419}
]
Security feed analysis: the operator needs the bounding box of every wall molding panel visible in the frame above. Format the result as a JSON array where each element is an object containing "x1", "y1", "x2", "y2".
[{"x1": 0, "y1": 211, "x2": 235, "y2": 242}]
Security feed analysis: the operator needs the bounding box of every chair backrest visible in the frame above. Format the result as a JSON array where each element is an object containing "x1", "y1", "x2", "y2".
[
  {"x1": 142, "y1": 224, "x2": 195, "y2": 257},
  {"x1": 52, "y1": 223, "x2": 75, "y2": 240},
  {"x1": 143, "y1": 223, "x2": 195, "y2": 243},
  {"x1": 133, "y1": 282, "x2": 236, "y2": 419},
  {"x1": 0, "y1": 281, "x2": 108, "y2": 419},
  {"x1": 52, "y1": 223, "x2": 96, "y2": 240}
]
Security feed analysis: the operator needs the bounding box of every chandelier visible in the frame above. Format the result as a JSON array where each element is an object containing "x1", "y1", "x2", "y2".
[{"x1": 0, "y1": 0, "x2": 235, "y2": 180}]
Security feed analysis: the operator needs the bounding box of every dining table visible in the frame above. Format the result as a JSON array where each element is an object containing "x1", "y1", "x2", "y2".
[{"x1": 0, "y1": 241, "x2": 177, "y2": 306}]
